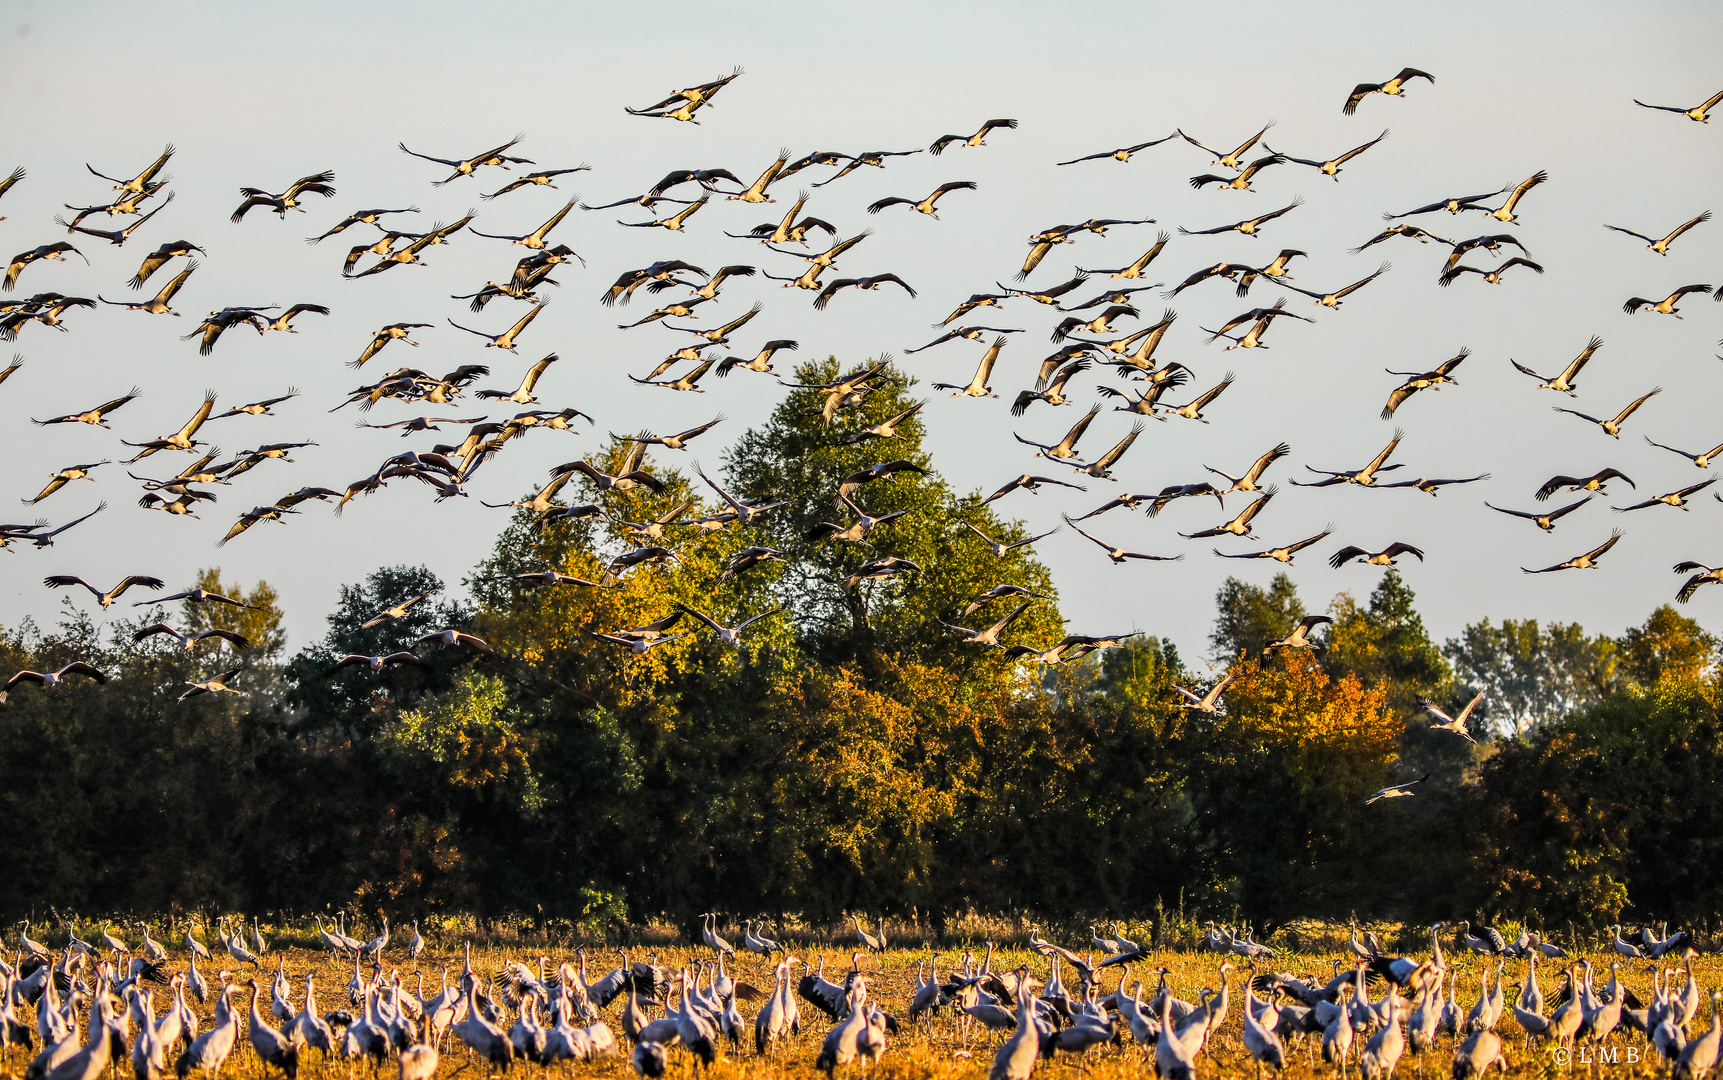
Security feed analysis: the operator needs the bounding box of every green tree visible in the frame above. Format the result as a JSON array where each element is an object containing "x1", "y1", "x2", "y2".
[
  {"x1": 1210, "y1": 574, "x2": 1306, "y2": 662},
  {"x1": 284, "y1": 565, "x2": 470, "y2": 737},
  {"x1": 722, "y1": 356, "x2": 1064, "y2": 665},
  {"x1": 1324, "y1": 575, "x2": 1450, "y2": 716},
  {"x1": 1444, "y1": 618, "x2": 1619, "y2": 738},
  {"x1": 182, "y1": 568, "x2": 287, "y2": 660},
  {"x1": 34, "y1": 346, "x2": 1723, "y2": 933},
  {"x1": 0, "y1": 603, "x2": 299, "y2": 915},
  {"x1": 1616, "y1": 605, "x2": 1717, "y2": 688},
  {"x1": 1470, "y1": 675, "x2": 1723, "y2": 927},
  {"x1": 467, "y1": 438, "x2": 799, "y2": 713},
  {"x1": 376, "y1": 670, "x2": 545, "y2": 817},
  {"x1": 1087, "y1": 636, "x2": 1186, "y2": 710},
  {"x1": 449, "y1": 365, "x2": 1077, "y2": 921},
  {"x1": 1316, "y1": 576, "x2": 1479, "y2": 920},
  {"x1": 938, "y1": 668, "x2": 1200, "y2": 921}
]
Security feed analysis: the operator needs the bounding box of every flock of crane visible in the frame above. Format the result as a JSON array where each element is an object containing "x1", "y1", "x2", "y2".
[
  {"x1": 0, "y1": 72, "x2": 1719, "y2": 795},
  {"x1": 0, "y1": 910, "x2": 1715, "y2": 1080}
]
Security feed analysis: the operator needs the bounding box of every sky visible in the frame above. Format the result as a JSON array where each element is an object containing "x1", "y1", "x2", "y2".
[{"x1": 1, "y1": 0, "x2": 1720, "y2": 663}]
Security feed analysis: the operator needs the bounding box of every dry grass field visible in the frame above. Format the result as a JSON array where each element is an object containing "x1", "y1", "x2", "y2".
[{"x1": 4, "y1": 914, "x2": 1706, "y2": 1080}]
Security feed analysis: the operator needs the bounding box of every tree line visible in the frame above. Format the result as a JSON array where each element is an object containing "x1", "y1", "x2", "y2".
[{"x1": 2, "y1": 360, "x2": 1717, "y2": 937}]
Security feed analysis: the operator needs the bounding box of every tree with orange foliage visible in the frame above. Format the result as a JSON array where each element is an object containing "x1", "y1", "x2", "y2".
[{"x1": 1186, "y1": 653, "x2": 1403, "y2": 931}]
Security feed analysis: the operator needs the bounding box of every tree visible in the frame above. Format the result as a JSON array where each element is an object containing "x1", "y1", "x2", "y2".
[
  {"x1": 181, "y1": 568, "x2": 287, "y2": 660},
  {"x1": 1469, "y1": 675, "x2": 1723, "y2": 927},
  {"x1": 468, "y1": 442, "x2": 792, "y2": 714},
  {"x1": 1616, "y1": 605, "x2": 1717, "y2": 688},
  {"x1": 284, "y1": 565, "x2": 470, "y2": 736},
  {"x1": 1186, "y1": 655, "x2": 1401, "y2": 931},
  {"x1": 1088, "y1": 636, "x2": 1186, "y2": 711},
  {"x1": 1323, "y1": 575, "x2": 1450, "y2": 717},
  {"x1": 376, "y1": 670, "x2": 545, "y2": 817},
  {"x1": 937, "y1": 664, "x2": 1200, "y2": 920},
  {"x1": 22, "y1": 348, "x2": 1723, "y2": 931},
  {"x1": 722, "y1": 357, "x2": 1064, "y2": 665},
  {"x1": 1444, "y1": 618, "x2": 1619, "y2": 738},
  {"x1": 451, "y1": 363, "x2": 1076, "y2": 921},
  {"x1": 1210, "y1": 574, "x2": 1306, "y2": 662},
  {"x1": 0, "y1": 602, "x2": 301, "y2": 916}
]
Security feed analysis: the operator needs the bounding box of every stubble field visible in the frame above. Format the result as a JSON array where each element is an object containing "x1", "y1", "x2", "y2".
[{"x1": 6, "y1": 918, "x2": 1700, "y2": 1080}]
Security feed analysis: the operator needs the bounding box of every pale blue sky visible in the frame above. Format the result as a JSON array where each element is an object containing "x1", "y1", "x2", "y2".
[{"x1": 2, "y1": 0, "x2": 1720, "y2": 659}]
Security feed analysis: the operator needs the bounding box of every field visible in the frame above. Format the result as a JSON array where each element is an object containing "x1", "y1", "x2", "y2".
[{"x1": 5, "y1": 915, "x2": 1701, "y2": 1080}]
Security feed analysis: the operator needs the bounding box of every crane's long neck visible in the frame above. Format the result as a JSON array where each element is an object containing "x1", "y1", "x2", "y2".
[
  {"x1": 82, "y1": 998, "x2": 106, "y2": 1055},
  {"x1": 625, "y1": 975, "x2": 639, "y2": 1019}
]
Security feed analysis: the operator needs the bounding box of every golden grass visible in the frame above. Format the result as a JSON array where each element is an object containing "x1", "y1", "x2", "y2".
[{"x1": 7, "y1": 919, "x2": 1705, "y2": 1080}]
